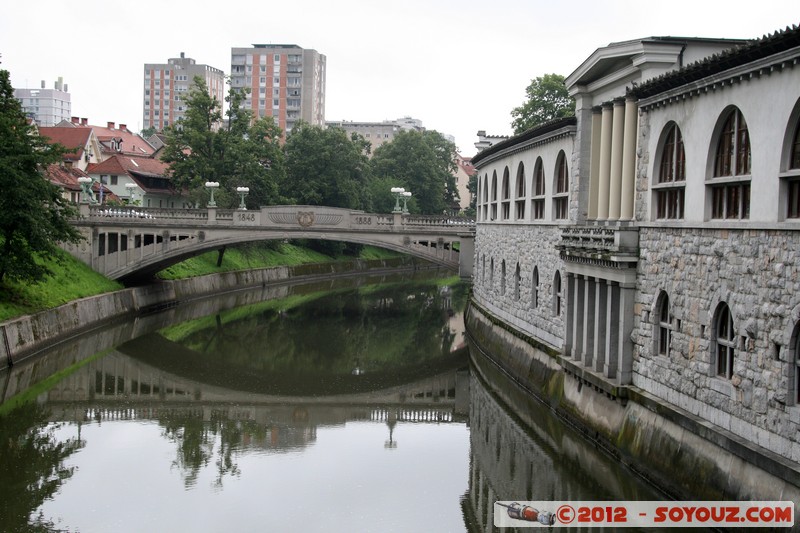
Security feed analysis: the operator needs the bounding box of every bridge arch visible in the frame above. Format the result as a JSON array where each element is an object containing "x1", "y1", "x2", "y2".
[{"x1": 66, "y1": 205, "x2": 475, "y2": 283}]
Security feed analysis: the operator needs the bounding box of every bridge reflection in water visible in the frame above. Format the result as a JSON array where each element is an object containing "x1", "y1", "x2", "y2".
[{"x1": 1, "y1": 274, "x2": 668, "y2": 532}]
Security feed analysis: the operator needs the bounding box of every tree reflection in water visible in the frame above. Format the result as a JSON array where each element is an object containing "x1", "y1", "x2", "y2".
[{"x1": 0, "y1": 402, "x2": 83, "y2": 532}]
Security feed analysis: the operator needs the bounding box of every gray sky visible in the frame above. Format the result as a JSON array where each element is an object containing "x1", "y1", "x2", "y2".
[{"x1": 1, "y1": 0, "x2": 797, "y2": 156}]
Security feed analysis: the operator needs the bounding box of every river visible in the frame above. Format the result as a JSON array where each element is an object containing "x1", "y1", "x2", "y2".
[{"x1": 0, "y1": 272, "x2": 663, "y2": 532}]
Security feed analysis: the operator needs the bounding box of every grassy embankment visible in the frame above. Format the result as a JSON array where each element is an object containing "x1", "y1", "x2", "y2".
[{"x1": 0, "y1": 243, "x2": 402, "y2": 322}]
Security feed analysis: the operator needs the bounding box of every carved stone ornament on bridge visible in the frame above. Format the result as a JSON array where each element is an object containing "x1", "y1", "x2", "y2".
[{"x1": 297, "y1": 211, "x2": 315, "y2": 227}]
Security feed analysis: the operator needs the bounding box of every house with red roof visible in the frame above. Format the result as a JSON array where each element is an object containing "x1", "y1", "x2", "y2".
[
  {"x1": 54, "y1": 117, "x2": 156, "y2": 159},
  {"x1": 86, "y1": 154, "x2": 190, "y2": 208},
  {"x1": 38, "y1": 126, "x2": 103, "y2": 171},
  {"x1": 45, "y1": 164, "x2": 117, "y2": 204}
]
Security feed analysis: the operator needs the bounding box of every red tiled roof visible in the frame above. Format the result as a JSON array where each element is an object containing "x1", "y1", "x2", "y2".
[
  {"x1": 45, "y1": 164, "x2": 119, "y2": 201},
  {"x1": 56, "y1": 121, "x2": 155, "y2": 156},
  {"x1": 46, "y1": 164, "x2": 88, "y2": 191},
  {"x1": 87, "y1": 154, "x2": 169, "y2": 177},
  {"x1": 91, "y1": 124, "x2": 155, "y2": 156},
  {"x1": 39, "y1": 127, "x2": 92, "y2": 161}
]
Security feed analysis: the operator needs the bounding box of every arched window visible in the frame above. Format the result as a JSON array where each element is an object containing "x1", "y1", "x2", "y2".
[
  {"x1": 515, "y1": 162, "x2": 526, "y2": 220},
  {"x1": 793, "y1": 120, "x2": 800, "y2": 170},
  {"x1": 791, "y1": 322, "x2": 800, "y2": 405},
  {"x1": 500, "y1": 260, "x2": 506, "y2": 296},
  {"x1": 714, "y1": 303, "x2": 736, "y2": 379},
  {"x1": 531, "y1": 267, "x2": 539, "y2": 309},
  {"x1": 711, "y1": 109, "x2": 750, "y2": 219},
  {"x1": 501, "y1": 167, "x2": 511, "y2": 220},
  {"x1": 514, "y1": 263, "x2": 521, "y2": 301},
  {"x1": 481, "y1": 174, "x2": 489, "y2": 221},
  {"x1": 490, "y1": 171, "x2": 498, "y2": 220},
  {"x1": 656, "y1": 123, "x2": 685, "y2": 219},
  {"x1": 795, "y1": 328, "x2": 800, "y2": 405},
  {"x1": 786, "y1": 118, "x2": 800, "y2": 218},
  {"x1": 553, "y1": 151, "x2": 569, "y2": 220},
  {"x1": 532, "y1": 157, "x2": 545, "y2": 220},
  {"x1": 552, "y1": 271, "x2": 562, "y2": 316},
  {"x1": 657, "y1": 293, "x2": 671, "y2": 356}
]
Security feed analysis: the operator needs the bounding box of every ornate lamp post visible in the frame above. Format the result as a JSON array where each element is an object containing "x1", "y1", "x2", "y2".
[
  {"x1": 236, "y1": 186, "x2": 250, "y2": 210},
  {"x1": 402, "y1": 191, "x2": 412, "y2": 214},
  {"x1": 125, "y1": 182, "x2": 137, "y2": 204},
  {"x1": 77, "y1": 176, "x2": 94, "y2": 204},
  {"x1": 391, "y1": 187, "x2": 405, "y2": 213},
  {"x1": 205, "y1": 181, "x2": 220, "y2": 207}
]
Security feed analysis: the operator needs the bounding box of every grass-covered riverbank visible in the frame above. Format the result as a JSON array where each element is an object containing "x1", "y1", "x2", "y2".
[{"x1": 0, "y1": 243, "x2": 403, "y2": 322}]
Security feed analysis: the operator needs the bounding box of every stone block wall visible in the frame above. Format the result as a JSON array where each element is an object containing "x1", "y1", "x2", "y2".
[
  {"x1": 633, "y1": 226, "x2": 800, "y2": 462},
  {"x1": 472, "y1": 224, "x2": 566, "y2": 350}
]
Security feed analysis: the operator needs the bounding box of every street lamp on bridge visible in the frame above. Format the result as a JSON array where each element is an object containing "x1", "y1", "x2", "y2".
[
  {"x1": 236, "y1": 187, "x2": 250, "y2": 210},
  {"x1": 401, "y1": 190, "x2": 412, "y2": 214},
  {"x1": 391, "y1": 187, "x2": 405, "y2": 213},
  {"x1": 125, "y1": 182, "x2": 138, "y2": 204},
  {"x1": 205, "y1": 181, "x2": 220, "y2": 207}
]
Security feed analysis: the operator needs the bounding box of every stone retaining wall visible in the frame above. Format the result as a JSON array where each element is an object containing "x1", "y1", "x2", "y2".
[
  {"x1": 0, "y1": 256, "x2": 425, "y2": 367},
  {"x1": 465, "y1": 299, "x2": 800, "y2": 505}
]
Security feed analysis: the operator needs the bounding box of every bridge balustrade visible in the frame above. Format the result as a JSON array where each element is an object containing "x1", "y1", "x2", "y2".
[{"x1": 69, "y1": 204, "x2": 476, "y2": 280}]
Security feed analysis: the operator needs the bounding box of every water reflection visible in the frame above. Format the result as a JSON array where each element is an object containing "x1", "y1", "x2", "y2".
[
  {"x1": 0, "y1": 274, "x2": 671, "y2": 532},
  {"x1": 462, "y1": 349, "x2": 665, "y2": 532},
  {"x1": 0, "y1": 277, "x2": 473, "y2": 532}
]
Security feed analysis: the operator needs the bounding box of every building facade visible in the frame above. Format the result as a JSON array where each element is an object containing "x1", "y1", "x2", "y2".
[
  {"x1": 231, "y1": 44, "x2": 326, "y2": 134},
  {"x1": 14, "y1": 78, "x2": 71, "y2": 126},
  {"x1": 469, "y1": 26, "x2": 800, "y2": 500},
  {"x1": 143, "y1": 53, "x2": 226, "y2": 132},
  {"x1": 326, "y1": 117, "x2": 424, "y2": 151}
]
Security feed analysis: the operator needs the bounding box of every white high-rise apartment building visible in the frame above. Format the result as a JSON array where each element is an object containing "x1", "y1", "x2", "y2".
[
  {"x1": 143, "y1": 53, "x2": 225, "y2": 132},
  {"x1": 230, "y1": 44, "x2": 326, "y2": 134},
  {"x1": 15, "y1": 77, "x2": 71, "y2": 126}
]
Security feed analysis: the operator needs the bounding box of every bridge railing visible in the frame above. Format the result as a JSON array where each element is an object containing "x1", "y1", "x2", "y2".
[{"x1": 79, "y1": 205, "x2": 475, "y2": 233}]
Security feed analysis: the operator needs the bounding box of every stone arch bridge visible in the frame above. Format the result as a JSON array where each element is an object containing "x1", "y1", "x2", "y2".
[{"x1": 66, "y1": 204, "x2": 475, "y2": 284}]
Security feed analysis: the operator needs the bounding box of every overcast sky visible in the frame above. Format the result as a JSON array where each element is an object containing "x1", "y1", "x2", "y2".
[{"x1": 1, "y1": 0, "x2": 797, "y2": 156}]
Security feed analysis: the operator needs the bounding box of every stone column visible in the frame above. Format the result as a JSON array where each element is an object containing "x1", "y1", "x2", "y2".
[
  {"x1": 582, "y1": 276, "x2": 596, "y2": 368},
  {"x1": 609, "y1": 98, "x2": 626, "y2": 220},
  {"x1": 620, "y1": 96, "x2": 638, "y2": 220},
  {"x1": 597, "y1": 103, "x2": 614, "y2": 220},
  {"x1": 565, "y1": 273, "x2": 575, "y2": 356},
  {"x1": 588, "y1": 107, "x2": 603, "y2": 220},
  {"x1": 604, "y1": 281, "x2": 620, "y2": 379},
  {"x1": 571, "y1": 275, "x2": 584, "y2": 361},
  {"x1": 617, "y1": 285, "x2": 636, "y2": 385},
  {"x1": 593, "y1": 280, "x2": 609, "y2": 373}
]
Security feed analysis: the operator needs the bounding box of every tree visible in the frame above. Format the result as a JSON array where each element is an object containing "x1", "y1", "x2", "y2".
[
  {"x1": 161, "y1": 76, "x2": 285, "y2": 209},
  {"x1": 510, "y1": 73, "x2": 574, "y2": 134},
  {"x1": 282, "y1": 122, "x2": 371, "y2": 210},
  {"x1": 370, "y1": 130, "x2": 458, "y2": 215},
  {"x1": 0, "y1": 68, "x2": 82, "y2": 284},
  {"x1": 465, "y1": 172, "x2": 478, "y2": 218}
]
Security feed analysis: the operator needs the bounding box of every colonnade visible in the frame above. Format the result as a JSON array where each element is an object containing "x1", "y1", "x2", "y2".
[
  {"x1": 588, "y1": 96, "x2": 638, "y2": 221},
  {"x1": 564, "y1": 273, "x2": 634, "y2": 385}
]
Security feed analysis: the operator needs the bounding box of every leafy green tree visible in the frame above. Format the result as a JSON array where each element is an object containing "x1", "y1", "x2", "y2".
[
  {"x1": 465, "y1": 172, "x2": 478, "y2": 218},
  {"x1": 282, "y1": 122, "x2": 371, "y2": 209},
  {"x1": 0, "y1": 68, "x2": 82, "y2": 284},
  {"x1": 510, "y1": 73, "x2": 575, "y2": 134},
  {"x1": 161, "y1": 76, "x2": 285, "y2": 208},
  {"x1": 370, "y1": 130, "x2": 458, "y2": 215}
]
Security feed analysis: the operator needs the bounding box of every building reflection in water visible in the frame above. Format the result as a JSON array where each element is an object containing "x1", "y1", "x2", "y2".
[{"x1": 461, "y1": 355, "x2": 663, "y2": 532}]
